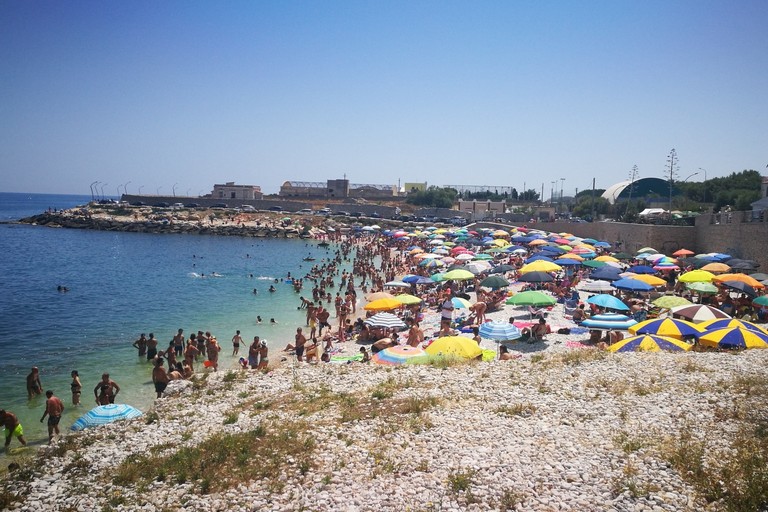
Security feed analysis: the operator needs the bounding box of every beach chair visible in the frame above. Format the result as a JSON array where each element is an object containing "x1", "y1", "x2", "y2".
[{"x1": 528, "y1": 306, "x2": 547, "y2": 320}]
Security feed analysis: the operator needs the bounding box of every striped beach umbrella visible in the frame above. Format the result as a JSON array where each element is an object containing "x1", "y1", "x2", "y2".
[
  {"x1": 71, "y1": 404, "x2": 143, "y2": 431},
  {"x1": 698, "y1": 319, "x2": 768, "y2": 335},
  {"x1": 608, "y1": 334, "x2": 693, "y2": 353},
  {"x1": 628, "y1": 318, "x2": 702, "y2": 339},
  {"x1": 670, "y1": 304, "x2": 731, "y2": 323},
  {"x1": 581, "y1": 313, "x2": 637, "y2": 330},
  {"x1": 364, "y1": 312, "x2": 407, "y2": 329},
  {"x1": 478, "y1": 321, "x2": 522, "y2": 341},
  {"x1": 698, "y1": 327, "x2": 768, "y2": 350},
  {"x1": 371, "y1": 345, "x2": 426, "y2": 366}
]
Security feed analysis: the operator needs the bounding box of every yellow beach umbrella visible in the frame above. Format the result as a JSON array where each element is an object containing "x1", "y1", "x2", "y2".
[
  {"x1": 700, "y1": 262, "x2": 731, "y2": 273},
  {"x1": 631, "y1": 274, "x2": 667, "y2": 287},
  {"x1": 424, "y1": 336, "x2": 483, "y2": 359},
  {"x1": 519, "y1": 260, "x2": 562, "y2": 274},
  {"x1": 364, "y1": 297, "x2": 404, "y2": 311},
  {"x1": 395, "y1": 294, "x2": 423, "y2": 305},
  {"x1": 594, "y1": 255, "x2": 619, "y2": 263},
  {"x1": 678, "y1": 270, "x2": 716, "y2": 283},
  {"x1": 712, "y1": 273, "x2": 765, "y2": 289}
]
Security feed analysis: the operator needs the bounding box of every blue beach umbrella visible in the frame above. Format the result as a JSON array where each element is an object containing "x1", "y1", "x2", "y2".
[
  {"x1": 590, "y1": 267, "x2": 622, "y2": 281},
  {"x1": 557, "y1": 258, "x2": 583, "y2": 266},
  {"x1": 586, "y1": 294, "x2": 630, "y2": 311},
  {"x1": 628, "y1": 318, "x2": 702, "y2": 339},
  {"x1": 611, "y1": 278, "x2": 654, "y2": 292},
  {"x1": 699, "y1": 327, "x2": 768, "y2": 350},
  {"x1": 628, "y1": 265, "x2": 657, "y2": 274},
  {"x1": 71, "y1": 404, "x2": 143, "y2": 431},
  {"x1": 479, "y1": 321, "x2": 522, "y2": 341},
  {"x1": 581, "y1": 313, "x2": 637, "y2": 330}
]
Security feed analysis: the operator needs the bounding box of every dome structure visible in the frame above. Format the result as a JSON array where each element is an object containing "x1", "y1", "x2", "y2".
[{"x1": 601, "y1": 177, "x2": 678, "y2": 205}]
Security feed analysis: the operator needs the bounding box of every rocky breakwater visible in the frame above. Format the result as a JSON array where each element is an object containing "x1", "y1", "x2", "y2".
[
  {"x1": 2, "y1": 349, "x2": 767, "y2": 511},
  {"x1": 19, "y1": 210, "x2": 308, "y2": 238}
]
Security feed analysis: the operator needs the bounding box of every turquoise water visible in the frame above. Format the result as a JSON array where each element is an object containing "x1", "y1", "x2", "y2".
[{"x1": 0, "y1": 193, "x2": 345, "y2": 449}]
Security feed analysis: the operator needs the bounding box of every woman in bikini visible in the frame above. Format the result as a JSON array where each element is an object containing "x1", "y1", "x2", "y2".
[
  {"x1": 70, "y1": 370, "x2": 82, "y2": 405},
  {"x1": 94, "y1": 373, "x2": 120, "y2": 405}
]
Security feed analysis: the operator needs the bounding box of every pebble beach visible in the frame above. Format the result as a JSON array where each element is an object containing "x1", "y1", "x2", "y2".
[{"x1": 3, "y1": 296, "x2": 768, "y2": 512}]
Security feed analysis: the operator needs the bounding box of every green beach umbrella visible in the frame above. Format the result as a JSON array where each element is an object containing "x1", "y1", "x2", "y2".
[
  {"x1": 652, "y1": 295, "x2": 693, "y2": 309},
  {"x1": 505, "y1": 291, "x2": 556, "y2": 307},
  {"x1": 442, "y1": 269, "x2": 475, "y2": 281},
  {"x1": 686, "y1": 282, "x2": 718, "y2": 294},
  {"x1": 753, "y1": 296, "x2": 768, "y2": 307},
  {"x1": 582, "y1": 260, "x2": 607, "y2": 269}
]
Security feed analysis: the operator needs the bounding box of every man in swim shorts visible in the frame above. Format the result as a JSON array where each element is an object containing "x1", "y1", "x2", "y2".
[
  {"x1": 232, "y1": 330, "x2": 243, "y2": 356},
  {"x1": 1, "y1": 409, "x2": 27, "y2": 452},
  {"x1": 295, "y1": 327, "x2": 307, "y2": 362},
  {"x1": 27, "y1": 367, "x2": 43, "y2": 399},
  {"x1": 40, "y1": 390, "x2": 64, "y2": 442},
  {"x1": 172, "y1": 328, "x2": 185, "y2": 356},
  {"x1": 152, "y1": 359, "x2": 170, "y2": 398}
]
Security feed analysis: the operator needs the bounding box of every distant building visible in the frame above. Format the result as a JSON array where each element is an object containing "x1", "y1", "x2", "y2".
[
  {"x1": 279, "y1": 179, "x2": 398, "y2": 199},
  {"x1": 457, "y1": 199, "x2": 506, "y2": 216},
  {"x1": 601, "y1": 177, "x2": 678, "y2": 205},
  {"x1": 212, "y1": 182, "x2": 263, "y2": 200},
  {"x1": 404, "y1": 182, "x2": 428, "y2": 194}
]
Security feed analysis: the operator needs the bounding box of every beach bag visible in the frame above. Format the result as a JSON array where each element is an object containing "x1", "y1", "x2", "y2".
[{"x1": 557, "y1": 328, "x2": 571, "y2": 335}]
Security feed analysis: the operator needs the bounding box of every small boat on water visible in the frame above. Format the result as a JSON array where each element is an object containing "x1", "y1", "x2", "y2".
[
  {"x1": 318, "y1": 242, "x2": 330, "y2": 247},
  {"x1": 303, "y1": 256, "x2": 316, "y2": 261}
]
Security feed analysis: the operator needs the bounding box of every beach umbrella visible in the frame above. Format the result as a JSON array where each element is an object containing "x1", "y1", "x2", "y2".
[
  {"x1": 581, "y1": 313, "x2": 637, "y2": 330},
  {"x1": 590, "y1": 267, "x2": 622, "y2": 281},
  {"x1": 613, "y1": 252, "x2": 633, "y2": 260},
  {"x1": 364, "y1": 312, "x2": 407, "y2": 329},
  {"x1": 685, "y1": 282, "x2": 719, "y2": 294},
  {"x1": 627, "y1": 265, "x2": 656, "y2": 274},
  {"x1": 612, "y1": 278, "x2": 653, "y2": 292},
  {"x1": 670, "y1": 304, "x2": 731, "y2": 323},
  {"x1": 480, "y1": 275, "x2": 510, "y2": 289},
  {"x1": 595, "y1": 255, "x2": 619, "y2": 263},
  {"x1": 489, "y1": 264, "x2": 515, "y2": 274},
  {"x1": 451, "y1": 297, "x2": 473, "y2": 309},
  {"x1": 516, "y1": 271, "x2": 554, "y2": 283},
  {"x1": 673, "y1": 249, "x2": 695, "y2": 257},
  {"x1": 678, "y1": 270, "x2": 716, "y2": 283},
  {"x1": 577, "y1": 280, "x2": 615, "y2": 293},
  {"x1": 749, "y1": 273, "x2": 768, "y2": 282},
  {"x1": 364, "y1": 297, "x2": 404, "y2": 311},
  {"x1": 720, "y1": 280, "x2": 758, "y2": 297},
  {"x1": 636, "y1": 247, "x2": 658, "y2": 255},
  {"x1": 754, "y1": 296, "x2": 768, "y2": 307},
  {"x1": 700, "y1": 262, "x2": 731, "y2": 273},
  {"x1": 478, "y1": 321, "x2": 522, "y2": 341},
  {"x1": 556, "y1": 258, "x2": 582, "y2": 266},
  {"x1": 424, "y1": 336, "x2": 483, "y2": 359},
  {"x1": 71, "y1": 404, "x2": 143, "y2": 431},
  {"x1": 582, "y1": 260, "x2": 607, "y2": 269},
  {"x1": 631, "y1": 274, "x2": 667, "y2": 287},
  {"x1": 586, "y1": 294, "x2": 630, "y2": 311},
  {"x1": 365, "y1": 291, "x2": 395, "y2": 301},
  {"x1": 442, "y1": 269, "x2": 475, "y2": 281},
  {"x1": 628, "y1": 318, "x2": 702, "y2": 339},
  {"x1": 698, "y1": 327, "x2": 768, "y2": 350},
  {"x1": 652, "y1": 295, "x2": 693, "y2": 309},
  {"x1": 394, "y1": 294, "x2": 422, "y2": 305},
  {"x1": 519, "y1": 260, "x2": 562, "y2": 274},
  {"x1": 698, "y1": 319, "x2": 768, "y2": 335},
  {"x1": 725, "y1": 259, "x2": 759, "y2": 271},
  {"x1": 526, "y1": 255, "x2": 555, "y2": 263},
  {"x1": 713, "y1": 273, "x2": 765, "y2": 289},
  {"x1": 371, "y1": 345, "x2": 426, "y2": 366},
  {"x1": 505, "y1": 291, "x2": 556, "y2": 307},
  {"x1": 608, "y1": 334, "x2": 693, "y2": 353},
  {"x1": 383, "y1": 280, "x2": 411, "y2": 288}
]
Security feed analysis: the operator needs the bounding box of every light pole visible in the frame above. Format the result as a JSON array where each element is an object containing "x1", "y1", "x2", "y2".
[
  {"x1": 90, "y1": 181, "x2": 99, "y2": 201},
  {"x1": 123, "y1": 181, "x2": 131, "y2": 196},
  {"x1": 698, "y1": 168, "x2": 707, "y2": 203},
  {"x1": 138, "y1": 185, "x2": 144, "y2": 195},
  {"x1": 683, "y1": 172, "x2": 698, "y2": 183},
  {"x1": 186, "y1": 188, "x2": 191, "y2": 196},
  {"x1": 560, "y1": 178, "x2": 565, "y2": 215},
  {"x1": 116, "y1": 185, "x2": 122, "y2": 197},
  {"x1": 550, "y1": 181, "x2": 556, "y2": 207},
  {"x1": 156, "y1": 186, "x2": 162, "y2": 196},
  {"x1": 100, "y1": 183, "x2": 108, "y2": 200},
  {"x1": 172, "y1": 183, "x2": 178, "y2": 197}
]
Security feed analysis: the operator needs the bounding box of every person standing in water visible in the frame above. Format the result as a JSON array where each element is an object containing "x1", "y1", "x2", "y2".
[
  {"x1": 26, "y1": 367, "x2": 43, "y2": 399},
  {"x1": 1, "y1": 410, "x2": 27, "y2": 452},
  {"x1": 231, "y1": 330, "x2": 243, "y2": 356},
  {"x1": 70, "y1": 370, "x2": 82, "y2": 405},
  {"x1": 94, "y1": 373, "x2": 120, "y2": 405},
  {"x1": 132, "y1": 333, "x2": 148, "y2": 358},
  {"x1": 40, "y1": 390, "x2": 64, "y2": 443}
]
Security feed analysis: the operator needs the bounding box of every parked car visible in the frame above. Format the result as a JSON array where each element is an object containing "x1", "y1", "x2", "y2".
[
  {"x1": 297, "y1": 208, "x2": 313, "y2": 215},
  {"x1": 155, "y1": 202, "x2": 170, "y2": 208},
  {"x1": 184, "y1": 203, "x2": 200, "y2": 208},
  {"x1": 336, "y1": 211, "x2": 350, "y2": 216},
  {"x1": 240, "y1": 205, "x2": 256, "y2": 212},
  {"x1": 171, "y1": 203, "x2": 185, "y2": 209},
  {"x1": 268, "y1": 205, "x2": 283, "y2": 212},
  {"x1": 130, "y1": 201, "x2": 146, "y2": 206},
  {"x1": 211, "y1": 203, "x2": 228, "y2": 209},
  {"x1": 350, "y1": 212, "x2": 364, "y2": 217},
  {"x1": 369, "y1": 212, "x2": 381, "y2": 218}
]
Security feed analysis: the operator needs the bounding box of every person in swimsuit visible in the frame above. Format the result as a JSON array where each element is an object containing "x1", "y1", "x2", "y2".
[
  {"x1": 206, "y1": 336, "x2": 221, "y2": 371},
  {"x1": 231, "y1": 330, "x2": 243, "y2": 356},
  {"x1": 257, "y1": 340, "x2": 269, "y2": 370},
  {"x1": 40, "y1": 390, "x2": 64, "y2": 442},
  {"x1": 294, "y1": 327, "x2": 307, "y2": 362},
  {"x1": 152, "y1": 359, "x2": 170, "y2": 398},
  {"x1": 1, "y1": 409, "x2": 27, "y2": 452},
  {"x1": 70, "y1": 370, "x2": 82, "y2": 405},
  {"x1": 146, "y1": 333, "x2": 158, "y2": 361},
  {"x1": 26, "y1": 367, "x2": 43, "y2": 399},
  {"x1": 172, "y1": 328, "x2": 185, "y2": 356},
  {"x1": 94, "y1": 373, "x2": 120, "y2": 405},
  {"x1": 248, "y1": 336, "x2": 261, "y2": 369},
  {"x1": 132, "y1": 333, "x2": 148, "y2": 358}
]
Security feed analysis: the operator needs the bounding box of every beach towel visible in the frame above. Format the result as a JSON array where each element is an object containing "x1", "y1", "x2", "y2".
[{"x1": 565, "y1": 341, "x2": 595, "y2": 349}]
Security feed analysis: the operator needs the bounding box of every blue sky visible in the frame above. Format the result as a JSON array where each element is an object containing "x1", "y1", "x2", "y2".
[{"x1": 2, "y1": 1, "x2": 767, "y2": 197}]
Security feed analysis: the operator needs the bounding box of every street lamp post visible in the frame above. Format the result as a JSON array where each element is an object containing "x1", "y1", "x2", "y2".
[
  {"x1": 560, "y1": 178, "x2": 565, "y2": 215},
  {"x1": 550, "y1": 181, "x2": 556, "y2": 207},
  {"x1": 124, "y1": 181, "x2": 131, "y2": 196},
  {"x1": 172, "y1": 183, "x2": 178, "y2": 197},
  {"x1": 90, "y1": 181, "x2": 99, "y2": 201},
  {"x1": 698, "y1": 168, "x2": 707, "y2": 203},
  {"x1": 116, "y1": 185, "x2": 122, "y2": 198},
  {"x1": 138, "y1": 185, "x2": 144, "y2": 195},
  {"x1": 100, "y1": 183, "x2": 108, "y2": 200},
  {"x1": 683, "y1": 172, "x2": 698, "y2": 183},
  {"x1": 156, "y1": 186, "x2": 162, "y2": 196}
]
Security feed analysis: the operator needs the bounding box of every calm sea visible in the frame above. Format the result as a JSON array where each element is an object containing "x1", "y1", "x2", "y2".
[{"x1": 0, "y1": 192, "x2": 344, "y2": 450}]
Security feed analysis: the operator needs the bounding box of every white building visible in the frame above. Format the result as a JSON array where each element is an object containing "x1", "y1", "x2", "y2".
[{"x1": 212, "y1": 182, "x2": 263, "y2": 201}]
